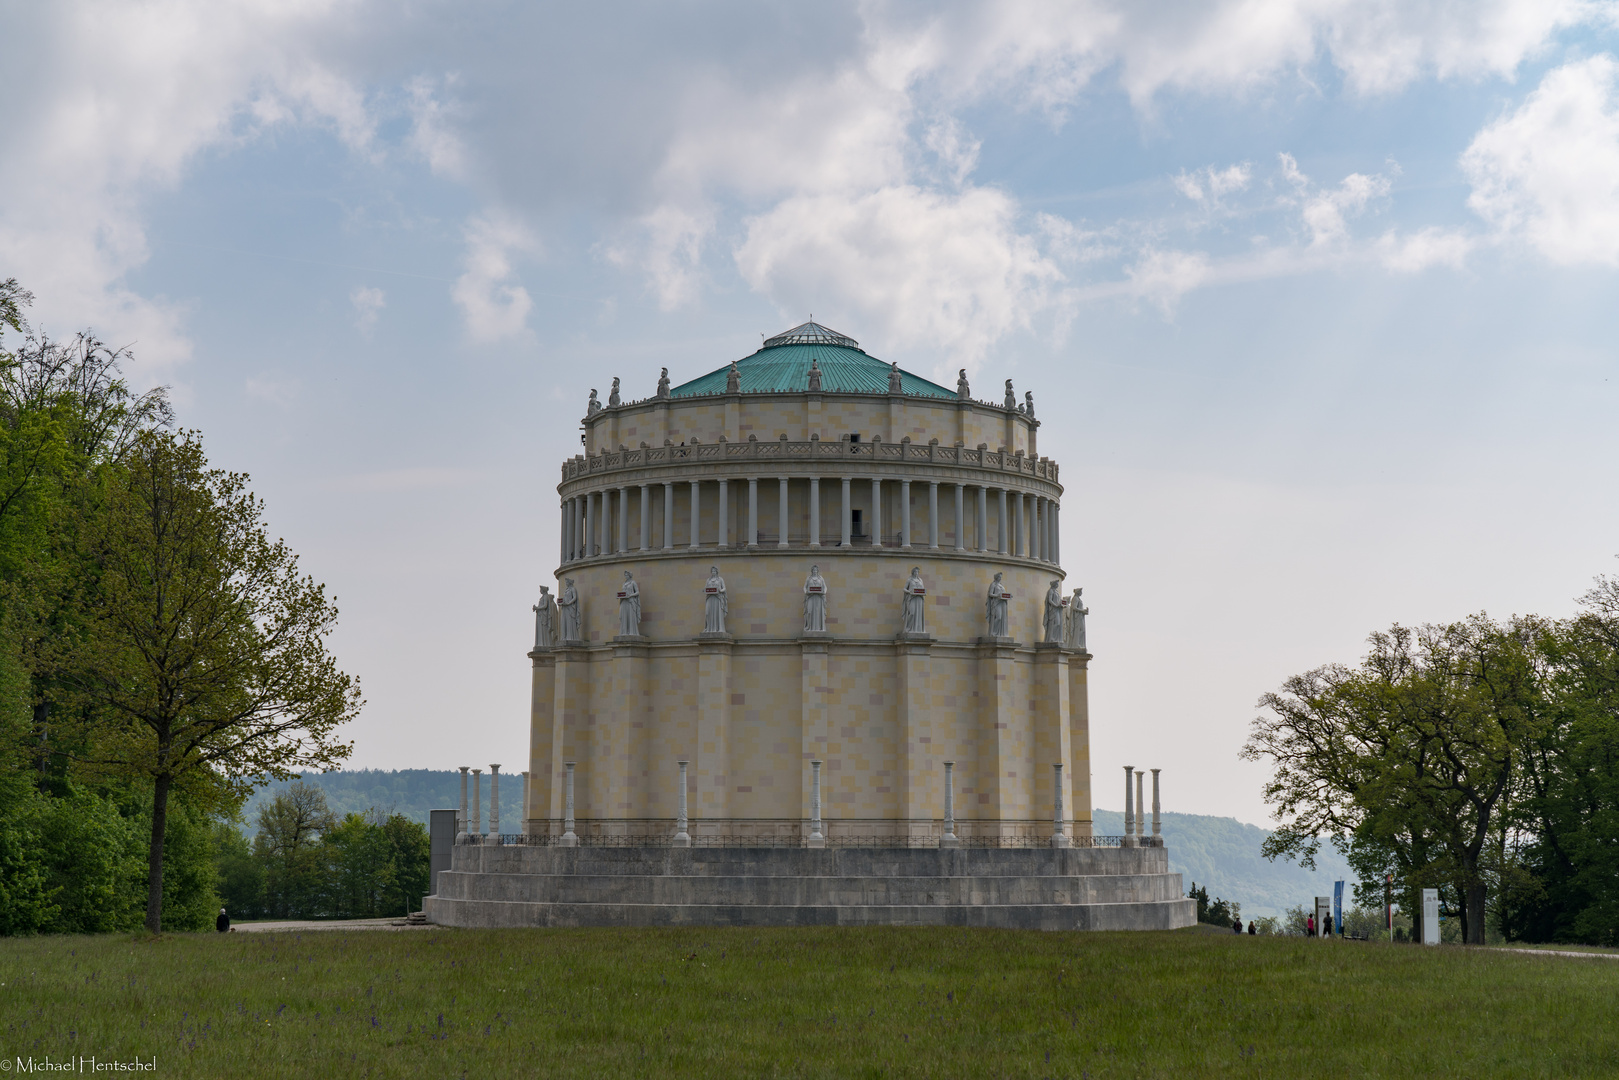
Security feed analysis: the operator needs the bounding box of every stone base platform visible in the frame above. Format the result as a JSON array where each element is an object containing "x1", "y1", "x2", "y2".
[{"x1": 425, "y1": 844, "x2": 1196, "y2": 931}]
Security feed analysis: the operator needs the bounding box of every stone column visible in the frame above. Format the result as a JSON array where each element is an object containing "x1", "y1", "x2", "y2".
[
  {"x1": 870, "y1": 477, "x2": 882, "y2": 546},
  {"x1": 520, "y1": 770, "x2": 530, "y2": 836},
  {"x1": 977, "y1": 486, "x2": 988, "y2": 552},
  {"x1": 673, "y1": 759, "x2": 691, "y2": 847},
  {"x1": 1135, "y1": 770, "x2": 1145, "y2": 843},
  {"x1": 747, "y1": 477, "x2": 759, "y2": 548},
  {"x1": 718, "y1": 479, "x2": 729, "y2": 548},
  {"x1": 1031, "y1": 498, "x2": 1042, "y2": 561},
  {"x1": 560, "y1": 762, "x2": 577, "y2": 846},
  {"x1": 809, "y1": 477, "x2": 821, "y2": 546},
  {"x1": 689, "y1": 481, "x2": 701, "y2": 548},
  {"x1": 472, "y1": 768, "x2": 482, "y2": 837},
  {"x1": 559, "y1": 503, "x2": 567, "y2": 565},
  {"x1": 997, "y1": 488, "x2": 1009, "y2": 554},
  {"x1": 663, "y1": 482, "x2": 675, "y2": 550},
  {"x1": 584, "y1": 493, "x2": 596, "y2": 557},
  {"x1": 489, "y1": 764, "x2": 501, "y2": 840},
  {"x1": 941, "y1": 761, "x2": 958, "y2": 848},
  {"x1": 617, "y1": 486, "x2": 629, "y2": 554},
  {"x1": 840, "y1": 477, "x2": 852, "y2": 547},
  {"x1": 1151, "y1": 768, "x2": 1162, "y2": 839},
  {"x1": 1053, "y1": 502, "x2": 1061, "y2": 565},
  {"x1": 458, "y1": 766, "x2": 469, "y2": 839},
  {"x1": 599, "y1": 491, "x2": 611, "y2": 555},
  {"x1": 808, "y1": 760, "x2": 825, "y2": 848},
  {"x1": 928, "y1": 482, "x2": 939, "y2": 549},
  {"x1": 954, "y1": 484, "x2": 965, "y2": 551},
  {"x1": 1051, "y1": 763, "x2": 1069, "y2": 848},
  {"x1": 640, "y1": 485, "x2": 650, "y2": 551},
  {"x1": 778, "y1": 477, "x2": 789, "y2": 547},
  {"x1": 1123, "y1": 764, "x2": 1134, "y2": 841},
  {"x1": 900, "y1": 478, "x2": 912, "y2": 548},
  {"x1": 1017, "y1": 493, "x2": 1028, "y2": 557}
]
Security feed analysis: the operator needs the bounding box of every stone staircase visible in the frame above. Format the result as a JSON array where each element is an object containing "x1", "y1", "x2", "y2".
[{"x1": 425, "y1": 845, "x2": 1196, "y2": 930}]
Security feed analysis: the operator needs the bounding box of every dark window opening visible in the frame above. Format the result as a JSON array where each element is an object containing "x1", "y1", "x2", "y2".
[
  {"x1": 852, "y1": 509, "x2": 864, "y2": 536},
  {"x1": 849, "y1": 433, "x2": 861, "y2": 443}
]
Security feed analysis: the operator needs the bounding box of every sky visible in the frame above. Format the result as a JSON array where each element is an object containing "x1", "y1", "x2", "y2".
[{"x1": 3, "y1": 1, "x2": 1618, "y2": 827}]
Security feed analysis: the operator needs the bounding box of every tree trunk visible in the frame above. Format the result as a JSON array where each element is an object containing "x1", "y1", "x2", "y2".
[
  {"x1": 1466, "y1": 882, "x2": 1487, "y2": 945},
  {"x1": 145, "y1": 773, "x2": 171, "y2": 933}
]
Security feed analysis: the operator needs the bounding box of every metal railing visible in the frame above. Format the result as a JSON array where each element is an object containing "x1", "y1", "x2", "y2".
[
  {"x1": 458, "y1": 820, "x2": 1126, "y2": 850},
  {"x1": 562, "y1": 437, "x2": 1059, "y2": 485}
]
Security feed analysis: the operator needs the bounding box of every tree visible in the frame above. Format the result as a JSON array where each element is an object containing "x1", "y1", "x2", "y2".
[
  {"x1": 60, "y1": 431, "x2": 360, "y2": 931},
  {"x1": 1242, "y1": 618, "x2": 1542, "y2": 944},
  {"x1": 255, "y1": 780, "x2": 337, "y2": 918}
]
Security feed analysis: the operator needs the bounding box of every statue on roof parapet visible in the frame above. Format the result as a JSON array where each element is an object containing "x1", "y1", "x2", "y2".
[
  {"x1": 1025, "y1": 390, "x2": 1035, "y2": 418},
  {"x1": 608, "y1": 378, "x2": 621, "y2": 407},
  {"x1": 586, "y1": 389, "x2": 601, "y2": 415},
  {"x1": 656, "y1": 367, "x2": 670, "y2": 398},
  {"x1": 1004, "y1": 380, "x2": 1016, "y2": 410},
  {"x1": 807, "y1": 359, "x2": 822, "y2": 391},
  {"x1": 726, "y1": 361, "x2": 741, "y2": 394},
  {"x1": 888, "y1": 362, "x2": 903, "y2": 394},
  {"x1": 957, "y1": 368, "x2": 970, "y2": 400}
]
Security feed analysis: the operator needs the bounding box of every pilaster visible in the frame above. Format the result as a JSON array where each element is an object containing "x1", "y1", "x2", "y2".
[
  {"x1": 1066, "y1": 650, "x2": 1094, "y2": 836},
  {"x1": 527, "y1": 649, "x2": 557, "y2": 829},
  {"x1": 799, "y1": 635, "x2": 831, "y2": 820},
  {"x1": 548, "y1": 643, "x2": 590, "y2": 820},
  {"x1": 695, "y1": 633, "x2": 735, "y2": 817},
  {"x1": 1033, "y1": 642, "x2": 1072, "y2": 836},
  {"x1": 613, "y1": 637, "x2": 652, "y2": 816},
  {"x1": 976, "y1": 636, "x2": 1020, "y2": 832},
  {"x1": 896, "y1": 636, "x2": 936, "y2": 828}
]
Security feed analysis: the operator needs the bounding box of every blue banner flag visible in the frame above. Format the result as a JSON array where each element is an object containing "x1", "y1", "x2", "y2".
[{"x1": 1334, "y1": 880, "x2": 1345, "y2": 936}]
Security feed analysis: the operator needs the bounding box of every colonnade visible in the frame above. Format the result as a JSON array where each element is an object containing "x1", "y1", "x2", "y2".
[{"x1": 559, "y1": 477, "x2": 1061, "y2": 566}]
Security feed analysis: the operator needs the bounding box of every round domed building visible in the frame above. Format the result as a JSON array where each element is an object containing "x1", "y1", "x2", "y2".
[{"x1": 427, "y1": 323, "x2": 1194, "y2": 930}]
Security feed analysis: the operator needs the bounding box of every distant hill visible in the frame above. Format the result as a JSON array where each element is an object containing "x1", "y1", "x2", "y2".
[
  {"x1": 1092, "y1": 809, "x2": 1354, "y2": 919},
  {"x1": 238, "y1": 772, "x2": 1350, "y2": 919}
]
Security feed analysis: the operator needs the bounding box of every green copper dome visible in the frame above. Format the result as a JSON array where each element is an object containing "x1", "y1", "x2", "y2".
[{"x1": 668, "y1": 322, "x2": 956, "y2": 399}]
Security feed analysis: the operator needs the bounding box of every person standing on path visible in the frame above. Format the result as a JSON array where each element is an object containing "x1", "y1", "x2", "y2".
[{"x1": 216, "y1": 908, "x2": 230, "y2": 933}]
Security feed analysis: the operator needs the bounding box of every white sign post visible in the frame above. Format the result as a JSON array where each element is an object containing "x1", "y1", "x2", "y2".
[{"x1": 1422, "y1": 888, "x2": 1440, "y2": 946}]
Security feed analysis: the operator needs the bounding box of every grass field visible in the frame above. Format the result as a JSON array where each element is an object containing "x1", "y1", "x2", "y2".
[{"x1": 3, "y1": 926, "x2": 1616, "y2": 1078}]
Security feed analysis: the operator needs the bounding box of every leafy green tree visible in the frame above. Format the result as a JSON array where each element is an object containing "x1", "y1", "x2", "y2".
[
  {"x1": 56, "y1": 430, "x2": 359, "y2": 932},
  {"x1": 377, "y1": 813, "x2": 430, "y2": 916},
  {"x1": 0, "y1": 773, "x2": 56, "y2": 934},
  {"x1": 212, "y1": 822, "x2": 264, "y2": 920},
  {"x1": 255, "y1": 781, "x2": 337, "y2": 918},
  {"x1": 35, "y1": 785, "x2": 143, "y2": 933}
]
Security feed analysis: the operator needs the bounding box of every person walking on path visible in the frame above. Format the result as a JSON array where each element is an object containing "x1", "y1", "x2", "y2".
[
  {"x1": 1232, "y1": 918, "x2": 1243, "y2": 934},
  {"x1": 1307, "y1": 914, "x2": 1315, "y2": 937},
  {"x1": 216, "y1": 908, "x2": 230, "y2": 933},
  {"x1": 1248, "y1": 921, "x2": 1257, "y2": 935}
]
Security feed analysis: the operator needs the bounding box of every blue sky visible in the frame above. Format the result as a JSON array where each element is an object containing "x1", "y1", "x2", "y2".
[{"x1": 4, "y1": 1, "x2": 1618, "y2": 825}]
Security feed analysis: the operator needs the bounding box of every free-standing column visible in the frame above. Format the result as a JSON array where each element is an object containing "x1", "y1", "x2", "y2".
[
  {"x1": 1123, "y1": 765, "x2": 1134, "y2": 838},
  {"x1": 808, "y1": 760, "x2": 824, "y2": 848},
  {"x1": 560, "y1": 762, "x2": 577, "y2": 846},
  {"x1": 1135, "y1": 770, "x2": 1145, "y2": 841},
  {"x1": 584, "y1": 494, "x2": 596, "y2": 557},
  {"x1": 954, "y1": 485, "x2": 965, "y2": 551},
  {"x1": 941, "y1": 761, "x2": 957, "y2": 848},
  {"x1": 870, "y1": 478, "x2": 882, "y2": 546},
  {"x1": 809, "y1": 478, "x2": 821, "y2": 546},
  {"x1": 472, "y1": 768, "x2": 482, "y2": 836},
  {"x1": 489, "y1": 764, "x2": 501, "y2": 838},
  {"x1": 928, "y1": 482, "x2": 939, "y2": 549},
  {"x1": 777, "y1": 478, "x2": 789, "y2": 547},
  {"x1": 559, "y1": 504, "x2": 567, "y2": 565},
  {"x1": 600, "y1": 491, "x2": 611, "y2": 555},
  {"x1": 840, "y1": 478, "x2": 852, "y2": 547},
  {"x1": 520, "y1": 770, "x2": 530, "y2": 835},
  {"x1": 718, "y1": 480, "x2": 729, "y2": 548},
  {"x1": 673, "y1": 760, "x2": 690, "y2": 847},
  {"x1": 458, "y1": 766, "x2": 469, "y2": 837},
  {"x1": 1052, "y1": 502, "x2": 1060, "y2": 565},
  {"x1": 900, "y1": 479, "x2": 912, "y2": 548},
  {"x1": 1051, "y1": 763, "x2": 1069, "y2": 847},
  {"x1": 1032, "y1": 498, "x2": 1042, "y2": 561},
  {"x1": 1017, "y1": 493, "x2": 1028, "y2": 557},
  {"x1": 663, "y1": 482, "x2": 675, "y2": 549},
  {"x1": 689, "y1": 481, "x2": 701, "y2": 548},
  {"x1": 617, "y1": 486, "x2": 629, "y2": 553},
  {"x1": 640, "y1": 485, "x2": 650, "y2": 550},
  {"x1": 997, "y1": 489, "x2": 1009, "y2": 554},
  {"x1": 977, "y1": 486, "x2": 988, "y2": 552},
  {"x1": 747, "y1": 477, "x2": 758, "y2": 548},
  {"x1": 1151, "y1": 769, "x2": 1161, "y2": 838}
]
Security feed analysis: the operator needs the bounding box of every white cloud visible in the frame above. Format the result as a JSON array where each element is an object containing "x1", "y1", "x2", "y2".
[
  {"x1": 1123, "y1": 248, "x2": 1213, "y2": 311},
  {"x1": 1174, "y1": 162, "x2": 1252, "y2": 204},
  {"x1": 1462, "y1": 54, "x2": 1619, "y2": 265},
  {"x1": 1280, "y1": 153, "x2": 1393, "y2": 246},
  {"x1": 350, "y1": 285, "x2": 386, "y2": 334},
  {"x1": 452, "y1": 213, "x2": 535, "y2": 342},
  {"x1": 1377, "y1": 226, "x2": 1475, "y2": 271},
  {"x1": 735, "y1": 184, "x2": 1066, "y2": 368}
]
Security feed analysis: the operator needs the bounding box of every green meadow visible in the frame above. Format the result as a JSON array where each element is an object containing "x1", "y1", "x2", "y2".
[{"x1": 2, "y1": 926, "x2": 1614, "y2": 1078}]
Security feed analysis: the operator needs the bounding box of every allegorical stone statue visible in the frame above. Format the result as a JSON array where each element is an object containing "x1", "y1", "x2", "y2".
[
  {"x1": 532, "y1": 585, "x2": 557, "y2": 649},
  {"x1": 725, "y1": 361, "x2": 741, "y2": 393},
  {"x1": 1067, "y1": 588, "x2": 1088, "y2": 651},
  {"x1": 888, "y1": 362, "x2": 903, "y2": 393},
  {"x1": 703, "y1": 566, "x2": 728, "y2": 634},
  {"x1": 1043, "y1": 580, "x2": 1065, "y2": 644},
  {"x1": 985, "y1": 571, "x2": 1011, "y2": 638},
  {"x1": 901, "y1": 566, "x2": 926, "y2": 634},
  {"x1": 586, "y1": 389, "x2": 601, "y2": 415},
  {"x1": 807, "y1": 359, "x2": 822, "y2": 392},
  {"x1": 1004, "y1": 379, "x2": 1016, "y2": 409},
  {"x1": 803, "y1": 564, "x2": 828, "y2": 632},
  {"x1": 957, "y1": 368, "x2": 970, "y2": 400},
  {"x1": 558, "y1": 577, "x2": 582, "y2": 642},
  {"x1": 656, "y1": 367, "x2": 670, "y2": 398},
  {"x1": 608, "y1": 377, "x2": 621, "y2": 406},
  {"x1": 617, "y1": 570, "x2": 641, "y2": 637},
  {"x1": 1024, "y1": 390, "x2": 1035, "y2": 418}
]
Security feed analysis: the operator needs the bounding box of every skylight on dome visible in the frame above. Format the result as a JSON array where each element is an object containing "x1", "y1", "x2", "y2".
[{"x1": 761, "y1": 321, "x2": 861, "y2": 350}]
